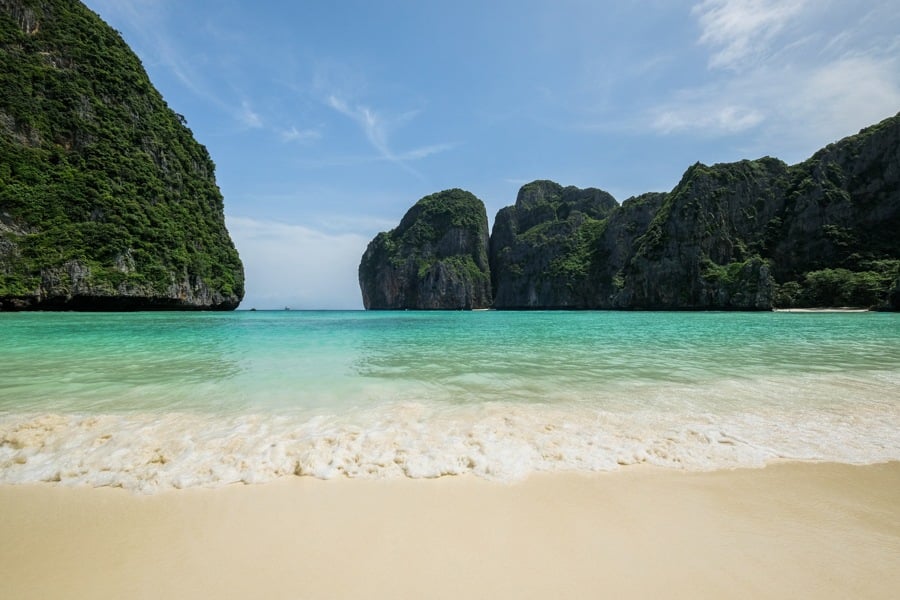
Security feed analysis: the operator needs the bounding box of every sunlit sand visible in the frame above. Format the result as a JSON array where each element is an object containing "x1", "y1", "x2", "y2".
[{"x1": 2, "y1": 462, "x2": 899, "y2": 599}]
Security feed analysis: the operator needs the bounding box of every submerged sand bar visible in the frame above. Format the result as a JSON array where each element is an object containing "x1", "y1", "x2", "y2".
[{"x1": 1, "y1": 462, "x2": 899, "y2": 599}]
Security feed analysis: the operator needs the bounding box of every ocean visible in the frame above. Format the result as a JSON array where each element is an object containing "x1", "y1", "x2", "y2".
[{"x1": 1, "y1": 310, "x2": 898, "y2": 491}]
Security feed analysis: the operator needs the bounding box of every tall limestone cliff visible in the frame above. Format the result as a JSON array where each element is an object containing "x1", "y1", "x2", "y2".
[
  {"x1": 361, "y1": 113, "x2": 899, "y2": 311},
  {"x1": 620, "y1": 158, "x2": 789, "y2": 309},
  {"x1": 359, "y1": 189, "x2": 491, "y2": 309},
  {"x1": 490, "y1": 162, "x2": 789, "y2": 310},
  {"x1": 584, "y1": 191, "x2": 667, "y2": 308},
  {"x1": 619, "y1": 114, "x2": 899, "y2": 310},
  {"x1": 0, "y1": 0, "x2": 244, "y2": 310},
  {"x1": 768, "y1": 115, "x2": 900, "y2": 307},
  {"x1": 489, "y1": 180, "x2": 617, "y2": 308},
  {"x1": 489, "y1": 113, "x2": 900, "y2": 311}
]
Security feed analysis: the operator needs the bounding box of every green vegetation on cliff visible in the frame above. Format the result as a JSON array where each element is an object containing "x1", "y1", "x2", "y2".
[
  {"x1": 763, "y1": 115, "x2": 900, "y2": 309},
  {"x1": 0, "y1": 0, "x2": 243, "y2": 309},
  {"x1": 366, "y1": 113, "x2": 898, "y2": 311},
  {"x1": 359, "y1": 189, "x2": 491, "y2": 309},
  {"x1": 489, "y1": 180, "x2": 617, "y2": 308},
  {"x1": 774, "y1": 261, "x2": 900, "y2": 309},
  {"x1": 484, "y1": 114, "x2": 899, "y2": 311}
]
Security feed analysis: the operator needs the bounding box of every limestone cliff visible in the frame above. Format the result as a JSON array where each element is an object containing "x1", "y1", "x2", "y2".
[
  {"x1": 620, "y1": 158, "x2": 789, "y2": 309},
  {"x1": 359, "y1": 189, "x2": 491, "y2": 309},
  {"x1": 489, "y1": 164, "x2": 793, "y2": 310},
  {"x1": 489, "y1": 113, "x2": 900, "y2": 311},
  {"x1": 489, "y1": 180, "x2": 617, "y2": 308},
  {"x1": 768, "y1": 115, "x2": 900, "y2": 308},
  {"x1": 584, "y1": 191, "x2": 666, "y2": 308},
  {"x1": 0, "y1": 0, "x2": 243, "y2": 310},
  {"x1": 360, "y1": 114, "x2": 899, "y2": 311}
]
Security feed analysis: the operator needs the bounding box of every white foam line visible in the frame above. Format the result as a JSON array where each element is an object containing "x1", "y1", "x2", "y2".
[{"x1": 3, "y1": 394, "x2": 900, "y2": 492}]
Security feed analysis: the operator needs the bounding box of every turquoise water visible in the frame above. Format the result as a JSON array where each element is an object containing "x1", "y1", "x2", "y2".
[{"x1": 1, "y1": 311, "x2": 899, "y2": 490}]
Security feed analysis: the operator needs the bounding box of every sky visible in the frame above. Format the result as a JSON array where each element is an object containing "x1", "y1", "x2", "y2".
[{"x1": 81, "y1": 0, "x2": 900, "y2": 309}]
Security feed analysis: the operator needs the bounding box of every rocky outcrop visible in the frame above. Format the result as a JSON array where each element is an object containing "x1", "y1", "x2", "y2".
[
  {"x1": 489, "y1": 163, "x2": 788, "y2": 310},
  {"x1": 359, "y1": 189, "x2": 491, "y2": 309},
  {"x1": 620, "y1": 158, "x2": 789, "y2": 309},
  {"x1": 489, "y1": 181, "x2": 618, "y2": 308},
  {"x1": 584, "y1": 191, "x2": 666, "y2": 308},
  {"x1": 488, "y1": 113, "x2": 900, "y2": 311},
  {"x1": 0, "y1": 0, "x2": 243, "y2": 311},
  {"x1": 362, "y1": 113, "x2": 899, "y2": 311},
  {"x1": 770, "y1": 116, "x2": 900, "y2": 282}
]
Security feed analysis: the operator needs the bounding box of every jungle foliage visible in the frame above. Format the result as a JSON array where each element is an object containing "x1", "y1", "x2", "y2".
[{"x1": 0, "y1": 0, "x2": 243, "y2": 305}]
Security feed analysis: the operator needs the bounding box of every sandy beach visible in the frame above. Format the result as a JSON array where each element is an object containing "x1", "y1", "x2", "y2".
[
  {"x1": 772, "y1": 307, "x2": 873, "y2": 312},
  {"x1": 1, "y1": 462, "x2": 899, "y2": 599}
]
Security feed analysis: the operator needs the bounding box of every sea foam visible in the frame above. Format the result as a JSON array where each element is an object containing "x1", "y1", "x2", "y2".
[{"x1": 3, "y1": 373, "x2": 899, "y2": 493}]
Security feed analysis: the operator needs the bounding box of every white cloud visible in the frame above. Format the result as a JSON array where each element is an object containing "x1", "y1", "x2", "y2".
[
  {"x1": 644, "y1": 53, "x2": 900, "y2": 159},
  {"x1": 634, "y1": 1, "x2": 900, "y2": 160},
  {"x1": 692, "y1": 0, "x2": 809, "y2": 70},
  {"x1": 652, "y1": 103, "x2": 765, "y2": 135},
  {"x1": 239, "y1": 100, "x2": 263, "y2": 129},
  {"x1": 227, "y1": 216, "x2": 372, "y2": 310},
  {"x1": 325, "y1": 94, "x2": 454, "y2": 176},
  {"x1": 779, "y1": 56, "x2": 900, "y2": 150},
  {"x1": 280, "y1": 126, "x2": 322, "y2": 143},
  {"x1": 327, "y1": 95, "x2": 394, "y2": 159}
]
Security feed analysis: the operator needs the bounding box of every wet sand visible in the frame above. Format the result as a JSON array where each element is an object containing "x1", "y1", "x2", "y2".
[{"x1": 1, "y1": 462, "x2": 899, "y2": 599}]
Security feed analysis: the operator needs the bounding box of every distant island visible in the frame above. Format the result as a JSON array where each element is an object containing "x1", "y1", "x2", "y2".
[
  {"x1": 0, "y1": 0, "x2": 244, "y2": 311},
  {"x1": 360, "y1": 113, "x2": 900, "y2": 311}
]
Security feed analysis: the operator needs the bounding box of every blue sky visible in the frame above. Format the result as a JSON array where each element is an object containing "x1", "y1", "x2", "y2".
[{"x1": 82, "y1": 0, "x2": 900, "y2": 309}]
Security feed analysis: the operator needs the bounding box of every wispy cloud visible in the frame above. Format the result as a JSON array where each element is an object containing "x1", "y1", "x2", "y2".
[
  {"x1": 327, "y1": 95, "x2": 392, "y2": 158},
  {"x1": 635, "y1": 1, "x2": 900, "y2": 159},
  {"x1": 325, "y1": 94, "x2": 455, "y2": 177},
  {"x1": 692, "y1": 0, "x2": 809, "y2": 70},
  {"x1": 395, "y1": 143, "x2": 457, "y2": 161},
  {"x1": 239, "y1": 100, "x2": 263, "y2": 129},
  {"x1": 280, "y1": 126, "x2": 322, "y2": 144},
  {"x1": 644, "y1": 54, "x2": 900, "y2": 159},
  {"x1": 651, "y1": 103, "x2": 765, "y2": 135}
]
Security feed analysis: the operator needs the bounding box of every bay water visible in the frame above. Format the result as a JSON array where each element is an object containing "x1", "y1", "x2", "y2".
[{"x1": 1, "y1": 310, "x2": 898, "y2": 491}]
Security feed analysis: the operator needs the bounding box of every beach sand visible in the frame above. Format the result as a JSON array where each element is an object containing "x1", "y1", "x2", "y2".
[
  {"x1": 773, "y1": 307, "x2": 872, "y2": 312},
  {"x1": 1, "y1": 462, "x2": 899, "y2": 599}
]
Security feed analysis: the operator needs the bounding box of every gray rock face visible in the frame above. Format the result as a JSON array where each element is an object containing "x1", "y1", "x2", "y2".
[
  {"x1": 489, "y1": 167, "x2": 785, "y2": 309},
  {"x1": 586, "y1": 192, "x2": 666, "y2": 308},
  {"x1": 487, "y1": 113, "x2": 899, "y2": 311},
  {"x1": 770, "y1": 116, "x2": 900, "y2": 281},
  {"x1": 621, "y1": 158, "x2": 789, "y2": 309},
  {"x1": 359, "y1": 189, "x2": 491, "y2": 309},
  {"x1": 362, "y1": 113, "x2": 899, "y2": 311},
  {"x1": 489, "y1": 180, "x2": 618, "y2": 308}
]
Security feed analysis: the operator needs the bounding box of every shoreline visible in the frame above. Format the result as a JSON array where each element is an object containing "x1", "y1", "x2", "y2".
[
  {"x1": 773, "y1": 307, "x2": 872, "y2": 312},
  {"x1": 2, "y1": 462, "x2": 898, "y2": 599}
]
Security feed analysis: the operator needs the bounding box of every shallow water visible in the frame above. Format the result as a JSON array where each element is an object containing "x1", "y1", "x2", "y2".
[{"x1": 1, "y1": 310, "x2": 898, "y2": 490}]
